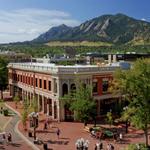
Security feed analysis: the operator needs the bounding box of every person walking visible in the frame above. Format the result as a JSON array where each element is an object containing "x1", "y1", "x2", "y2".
[
  {"x1": 43, "y1": 120, "x2": 48, "y2": 130},
  {"x1": 7, "y1": 133, "x2": 12, "y2": 144},
  {"x1": 2, "y1": 132, "x2": 6, "y2": 145},
  {"x1": 119, "y1": 133, "x2": 123, "y2": 143},
  {"x1": 99, "y1": 142, "x2": 103, "y2": 150},
  {"x1": 56, "y1": 128, "x2": 60, "y2": 139},
  {"x1": 107, "y1": 143, "x2": 112, "y2": 150},
  {"x1": 0, "y1": 107, "x2": 3, "y2": 114},
  {"x1": 95, "y1": 143, "x2": 97, "y2": 150},
  {"x1": 110, "y1": 143, "x2": 114, "y2": 150}
]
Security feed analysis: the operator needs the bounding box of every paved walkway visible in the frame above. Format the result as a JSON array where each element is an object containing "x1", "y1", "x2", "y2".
[
  {"x1": 6, "y1": 101, "x2": 150, "y2": 150},
  {"x1": 0, "y1": 108, "x2": 32, "y2": 150}
]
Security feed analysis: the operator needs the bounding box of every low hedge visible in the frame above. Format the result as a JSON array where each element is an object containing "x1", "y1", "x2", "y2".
[
  {"x1": 126, "y1": 144, "x2": 150, "y2": 150},
  {"x1": 3, "y1": 109, "x2": 9, "y2": 116}
]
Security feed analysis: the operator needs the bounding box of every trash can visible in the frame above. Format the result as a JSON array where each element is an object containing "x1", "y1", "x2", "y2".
[
  {"x1": 43, "y1": 143, "x2": 48, "y2": 150},
  {"x1": 28, "y1": 131, "x2": 32, "y2": 137}
]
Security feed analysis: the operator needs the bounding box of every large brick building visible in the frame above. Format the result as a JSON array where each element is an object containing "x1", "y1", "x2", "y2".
[{"x1": 8, "y1": 62, "x2": 123, "y2": 121}]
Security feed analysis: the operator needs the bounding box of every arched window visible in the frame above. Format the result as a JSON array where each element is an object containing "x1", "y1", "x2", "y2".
[
  {"x1": 82, "y1": 83, "x2": 86, "y2": 89},
  {"x1": 62, "y1": 83, "x2": 68, "y2": 96},
  {"x1": 70, "y1": 83, "x2": 76, "y2": 93}
]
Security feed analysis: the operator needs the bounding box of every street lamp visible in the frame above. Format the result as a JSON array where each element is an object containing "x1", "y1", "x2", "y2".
[
  {"x1": 29, "y1": 112, "x2": 39, "y2": 140},
  {"x1": 123, "y1": 106, "x2": 128, "y2": 134},
  {"x1": 75, "y1": 138, "x2": 89, "y2": 150}
]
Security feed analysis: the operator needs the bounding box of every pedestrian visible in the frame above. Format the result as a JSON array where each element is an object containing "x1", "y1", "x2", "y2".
[
  {"x1": 2, "y1": 132, "x2": 6, "y2": 145},
  {"x1": 110, "y1": 143, "x2": 114, "y2": 150},
  {"x1": 100, "y1": 142, "x2": 103, "y2": 150},
  {"x1": 136, "y1": 143, "x2": 140, "y2": 150},
  {"x1": 0, "y1": 107, "x2": 3, "y2": 114},
  {"x1": 56, "y1": 128, "x2": 60, "y2": 139},
  {"x1": 7, "y1": 133, "x2": 12, "y2": 143},
  {"x1": 43, "y1": 120, "x2": 47, "y2": 130},
  {"x1": 83, "y1": 140, "x2": 89, "y2": 150},
  {"x1": 113, "y1": 133, "x2": 117, "y2": 142},
  {"x1": 119, "y1": 133, "x2": 123, "y2": 143},
  {"x1": 96, "y1": 142, "x2": 100, "y2": 150},
  {"x1": 95, "y1": 143, "x2": 97, "y2": 150},
  {"x1": 107, "y1": 143, "x2": 112, "y2": 150}
]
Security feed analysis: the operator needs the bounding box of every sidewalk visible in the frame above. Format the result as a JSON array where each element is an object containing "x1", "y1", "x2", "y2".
[
  {"x1": 1, "y1": 107, "x2": 33, "y2": 150},
  {"x1": 3, "y1": 102, "x2": 39, "y2": 150},
  {"x1": 6, "y1": 101, "x2": 149, "y2": 150}
]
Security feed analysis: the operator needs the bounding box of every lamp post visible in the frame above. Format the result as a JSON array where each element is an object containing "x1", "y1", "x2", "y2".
[
  {"x1": 123, "y1": 106, "x2": 128, "y2": 134},
  {"x1": 75, "y1": 138, "x2": 89, "y2": 150},
  {"x1": 29, "y1": 112, "x2": 39, "y2": 140}
]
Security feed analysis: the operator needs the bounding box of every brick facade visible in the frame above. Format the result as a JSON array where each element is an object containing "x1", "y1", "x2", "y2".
[{"x1": 8, "y1": 63, "x2": 120, "y2": 121}]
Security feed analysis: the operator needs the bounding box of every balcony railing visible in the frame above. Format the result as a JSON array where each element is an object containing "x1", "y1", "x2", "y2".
[{"x1": 8, "y1": 63, "x2": 120, "y2": 74}]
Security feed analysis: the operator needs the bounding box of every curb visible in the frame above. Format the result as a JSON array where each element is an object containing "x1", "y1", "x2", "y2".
[
  {"x1": 5, "y1": 103, "x2": 21, "y2": 117},
  {"x1": 15, "y1": 120, "x2": 40, "y2": 150},
  {"x1": 3, "y1": 117, "x2": 13, "y2": 131},
  {"x1": 5, "y1": 103, "x2": 40, "y2": 150}
]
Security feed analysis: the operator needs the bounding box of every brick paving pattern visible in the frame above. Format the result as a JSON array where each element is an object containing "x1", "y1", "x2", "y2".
[
  {"x1": 6, "y1": 101, "x2": 150, "y2": 150},
  {"x1": 0, "y1": 112, "x2": 32, "y2": 150}
]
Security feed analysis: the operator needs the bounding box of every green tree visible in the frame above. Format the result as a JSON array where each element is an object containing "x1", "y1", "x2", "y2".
[
  {"x1": 0, "y1": 99, "x2": 4, "y2": 109},
  {"x1": 22, "y1": 99, "x2": 29, "y2": 130},
  {"x1": 22, "y1": 109, "x2": 28, "y2": 130},
  {"x1": 0, "y1": 57, "x2": 8, "y2": 99},
  {"x1": 106, "y1": 111, "x2": 113, "y2": 127},
  {"x1": 29, "y1": 97, "x2": 38, "y2": 113},
  {"x1": 62, "y1": 82, "x2": 96, "y2": 126},
  {"x1": 113, "y1": 59, "x2": 150, "y2": 146},
  {"x1": 13, "y1": 95, "x2": 20, "y2": 109}
]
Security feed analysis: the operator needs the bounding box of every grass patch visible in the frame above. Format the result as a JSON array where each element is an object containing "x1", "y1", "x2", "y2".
[{"x1": 46, "y1": 41, "x2": 112, "y2": 47}]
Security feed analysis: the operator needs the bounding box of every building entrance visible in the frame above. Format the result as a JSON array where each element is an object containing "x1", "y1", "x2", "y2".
[{"x1": 64, "y1": 105, "x2": 74, "y2": 121}]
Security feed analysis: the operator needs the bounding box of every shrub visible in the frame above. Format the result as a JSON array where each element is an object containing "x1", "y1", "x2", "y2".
[
  {"x1": 22, "y1": 110, "x2": 28, "y2": 130},
  {"x1": 3, "y1": 109, "x2": 8, "y2": 116},
  {"x1": 126, "y1": 144, "x2": 150, "y2": 150}
]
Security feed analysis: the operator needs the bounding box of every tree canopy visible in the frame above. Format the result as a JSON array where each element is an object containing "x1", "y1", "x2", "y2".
[
  {"x1": 62, "y1": 82, "x2": 96, "y2": 125},
  {"x1": 0, "y1": 57, "x2": 8, "y2": 99},
  {"x1": 113, "y1": 59, "x2": 150, "y2": 146}
]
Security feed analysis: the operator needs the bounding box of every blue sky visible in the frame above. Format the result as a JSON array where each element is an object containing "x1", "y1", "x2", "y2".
[{"x1": 0, "y1": 0, "x2": 149, "y2": 43}]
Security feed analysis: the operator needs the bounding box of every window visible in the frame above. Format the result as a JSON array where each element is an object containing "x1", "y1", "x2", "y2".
[
  {"x1": 31, "y1": 77, "x2": 33, "y2": 86},
  {"x1": 70, "y1": 83, "x2": 76, "y2": 95},
  {"x1": 48, "y1": 99, "x2": 52, "y2": 116},
  {"x1": 17, "y1": 75, "x2": 19, "y2": 81},
  {"x1": 62, "y1": 83, "x2": 68, "y2": 96},
  {"x1": 21, "y1": 75, "x2": 22, "y2": 82},
  {"x1": 36, "y1": 78, "x2": 38, "y2": 87},
  {"x1": 28, "y1": 76, "x2": 30, "y2": 85},
  {"x1": 14, "y1": 74, "x2": 17, "y2": 81},
  {"x1": 102, "y1": 78, "x2": 109, "y2": 93},
  {"x1": 39, "y1": 79, "x2": 42, "y2": 88},
  {"x1": 93, "y1": 82, "x2": 98, "y2": 93},
  {"x1": 44, "y1": 80, "x2": 47, "y2": 89},
  {"x1": 26, "y1": 76, "x2": 28, "y2": 84},
  {"x1": 48, "y1": 81, "x2": 51, "y2": 91},
  {"x1": 54, "y1": 79, "x2": 57, "y2": 93},
  {"x1": 23, "y1": 75, "x2": 25, "y2": 83}
]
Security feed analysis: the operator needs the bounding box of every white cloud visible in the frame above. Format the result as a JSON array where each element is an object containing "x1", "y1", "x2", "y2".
[
  {"x1": 0, "y1": 8, "x2": 80, "y2": 43},
  {"x1": 141, "y1": 18, "x2": 146, "y2": 21}
]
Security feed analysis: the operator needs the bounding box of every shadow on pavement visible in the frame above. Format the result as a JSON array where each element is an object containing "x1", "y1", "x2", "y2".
[
  {"x1": 60, "y1": 137, "x2": 70, "y2": 140},
  {"x1": 0, "y1": 145, "x2": 5, "y2": 149},
  {"x1": 47, "y1": 140, "x2": 69, "y2": 145},
  {"x1": 125, "y1": 133, "x2": 143, "y2": 138},
  {"x1": 36, "y1": 130, "x2": 56, "y2": 134},
  {"x1": 10, "y1": 143, "x2": 21, "y2": 147}
]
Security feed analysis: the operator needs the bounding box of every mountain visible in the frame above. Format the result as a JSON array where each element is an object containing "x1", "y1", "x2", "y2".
[
  {"x1": 33, "y1": 24, "x2": 72, "y2": 43},
  {"x1": 33, "y1": 13, "x2": 150, "y2": 44}
]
